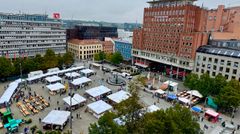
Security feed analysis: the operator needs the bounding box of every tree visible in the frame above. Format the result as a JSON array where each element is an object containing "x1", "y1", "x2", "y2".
[
  {"x1": 63, "y1": 52, "x2": 74, "y2": 67},
  {"x1": 0, "y1": 57, "x2": 14, "y2": 79},
  {"x1": 88, "y1": 112, "x2": 126, "y2": 134},
  {"x1": 183, "y1": 73, "x2": 199, "y2": 90},
  {"x1": 34, "y1": 54, "x2": 44, "y2": 70},
  {"x1": 211, "y1": 74, "x2": 227, "y2": 95},
  {"x1": 105, "y1": 53, "x2": 113, "y2": 62},
  {"x1": 22, "y1": 58, "x2": 38, "y2": 74},
  {"x1": 142, "y1": 105, "x2": 200, "y2": 134},
  {"x1": 94, "y1": 51, "x2": 106, "y2": 61},
  {"x1": 43, "y1": 49, "x2": 58, "y2": 69},
  {"x1": 196, "y1": 73, "x2": 214, "y2": 97},
  {"x1": 111, "y1": 52, "x2": 123, "y2": 64},
  {"x1": 216, "y1": 80, "x2": 240, "y2": 111}
]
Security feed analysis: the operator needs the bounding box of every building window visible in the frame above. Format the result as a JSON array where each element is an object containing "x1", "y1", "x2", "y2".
[
  {"x1": 201, "y1": 69, "x2": 204, "y2": 73},
  {"x1": 213, "y1": 65, "x2": 217, "y2": 70},
  {"x1": 220, "y1": 60, "x2": 224, "y2": 65},
  {"x1": 234, "y1": 62, "x2": 239, "y2": 67},
  {"x1": 233, "y1": 69, "x2": 237, "y2": 74},
  {"x1": 212, "y1": 72, "x2": 216, "y2": 76},
  {"x1": 227, "y1": 61, "x2": 231, "y2": 66},
  {"x1": 203, "y1": 56, "x2": 206, "y2": 61},
  {"x1": 219, "y1": 67, "x2": 223, "y2": 71},
  {"x1": 214, "y1": 59, "x2": 218, "y2": 64},
  {"x1": 232, "y1": 76, "x2": 236, "y2": 80},
  {"x1": 196, "y1": 68, "x2": 199, "y2": 72},
  {"x1": 208, "y1": 58, "x2": 212, "y2": 62},
  {"x1": 226, "y1": 68, "x2": 230, "y2": 73},
  {"x1": 209, "y1": 16, "x2": 212, "y2": 20},
  {"x1": 225, "y1": 75, "x2": 228, "y2": 79}
]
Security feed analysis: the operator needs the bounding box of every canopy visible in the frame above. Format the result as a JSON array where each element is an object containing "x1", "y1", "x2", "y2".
[
  {"x1": 65, "y1": 72, "x2": 80, "y2": 78},
  {"x1": 107, "y1": 90, "x2": 131, "y2": 103},
  {"x1": 163, "y1": 81, "x2": 178, "y2": 87},
  {"x1": 87, "y1": 100, "x2": 112, "y2": 115},
  {"x1": 178, "y1": 97, "x2": 190, "y2": 104},
  {"x1": 167, "y1": 94, "x2": 177, "y2": 100},
  {"x1": 191, "y1": 106, "x2": 202, "y2": 113},
  {"x1": 63, "y1": 94, "x2": 86, "y2": 106},
  {"x1": 71, "y1": 77, "x2": 91, "y2": 86},
  {"x1": 159, "y1": 84, "x2": 168, "y2": 90},
  {"x1": 80, "y1": 69, "x2": 94, "y2": 74},
  {"x1": 147, "y1": 105, "x2": 160, "y2": 113},
  {"x1": 27, "y1": 66, "x2": 85, "y2": 82},
  {"x1": 86, "y1": 85, "x2": 111, "y2": 98},
  {"x1": 45, "y1": 76, "x2": 62, "y2": 83},
  {"x1": 42, "y1": 110, "x2": 70, "y2": 126},
  {"x1": 187, "y1": 90, "x2": 203, "y2": 98},
  {"x1": 155, "y1": 89, "x2": 165, "y2": 95},
  {"x1": 205, "y1": 109, "x2": 219, "y2": 117},
  {"x1": 46, "y1": 83, "x2": 65, "y2": 91},
  {"x1": 91, "y1": 63, "x2": 101, "y2": 67},
  {"x1": 207, "y1": 97, "x2": 218, "y2": 110},
  {"x1": 0, "y1": 81, "x2": 18, "y2": 104}
]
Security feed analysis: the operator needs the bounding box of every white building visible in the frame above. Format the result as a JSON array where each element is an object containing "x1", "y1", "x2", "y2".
[{"x1": 0, "y1": 13, "x2": 66, "y2": 58}]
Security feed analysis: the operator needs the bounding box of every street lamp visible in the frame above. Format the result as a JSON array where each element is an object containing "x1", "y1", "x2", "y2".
[{"x1": 68, "y1": 73, "x2": 74, "y2": 134}]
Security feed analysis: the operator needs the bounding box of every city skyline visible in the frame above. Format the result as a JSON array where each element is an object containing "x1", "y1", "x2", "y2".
[{"x1": 0, "y1": 0, "x2": 240, "y2": 23}]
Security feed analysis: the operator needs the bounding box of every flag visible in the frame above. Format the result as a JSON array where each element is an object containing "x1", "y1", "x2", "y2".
[{"x1": 53, "y1": 13, "x2": 60, "y2": 19}]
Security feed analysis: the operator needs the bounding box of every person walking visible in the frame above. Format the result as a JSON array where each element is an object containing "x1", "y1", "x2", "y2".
[{"x1": 76, "y1": 113, "x2": 79, "y2": 119}]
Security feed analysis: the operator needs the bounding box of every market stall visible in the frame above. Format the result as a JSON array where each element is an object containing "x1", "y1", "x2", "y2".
[
  {"x1": 87, "y1": 100, "x2": 112, "y2": 119},
  {"x1": 42, "y1": 110, "x2": 70, "y2": 130},
  {"x1": 46, "y1": 83, "x2": 65, "y2": 95},
  {"x1": 71, "y1": 77, "x2": 92, "y2": 89},
  {"x1": 63, "y1": 94, "x2": 86, "y2": 110},
  {"x1": 107, "y1": 90, "x2": 131, "y2": 104},
  {"x1": 85, "y1": 86, "x2": 112, "y2": 101},
  {"x1": 178, "y1": 97, "x2": 190, "y2": 105},
  {"x1": 204, "y1": 109, "x2": 220, "y2": 123},
  {"x1": 80, "y1": 69, "x2": 95, "y2": 77},
  {"x1": 154, "y1": 89, "x2": 165, "y2": 98},
  {"x1": 65, "y1": 72, "x2": 81, "y2": 79},
  {"x1": 45, "y1": 76, "x2": 62, "y2": 84},
  {"x1": 147, "y1": 105, "x2": 160, "y2": 113}
]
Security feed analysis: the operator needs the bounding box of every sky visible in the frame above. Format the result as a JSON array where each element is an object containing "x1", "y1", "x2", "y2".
[{"x1": 0, "y1": 0, "x2": 240, "y2": 23}]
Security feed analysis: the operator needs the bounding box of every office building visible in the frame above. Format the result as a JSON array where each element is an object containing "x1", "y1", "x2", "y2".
[
  {"x1": 67, "y1": 24, "x2": 118, "y2": 41},
  {"x1": 114, "y1": 38, "x2": 132, "y2": 61},
  {"x1": 102, "y1": 41, "x2": 114, "y2": 54},
  {"x1": 68, "y1": 39, "x2": 102, "y2": 60},
  {"x1": 117, "y1": 29, "x2": 133, "y2": 39},
  {"x1": 132, "y1": 0, "x2": 208, "y2": 79},
  {"x1": 0, "y1": 13, "x2": 66, "y2": 58},
  {"x1": 194, "y1": 45, "x2": 240, "y2": 81}
]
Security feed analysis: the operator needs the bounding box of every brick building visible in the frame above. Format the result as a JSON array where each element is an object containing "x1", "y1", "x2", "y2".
[
  {"x1": 132, "y1": 0, "x2": 208, "y2": 79},
  {"x1": 206, "y1": 5, "x2": 240, "y2": 40},
  {"x1": 102, "y1": 41, "x2": 114, "y2": 54}
]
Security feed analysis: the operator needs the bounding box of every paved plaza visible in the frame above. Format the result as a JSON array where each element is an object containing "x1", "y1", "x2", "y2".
[{"x1": 0, "y1": 61, "x2": 239, "y2": 134}]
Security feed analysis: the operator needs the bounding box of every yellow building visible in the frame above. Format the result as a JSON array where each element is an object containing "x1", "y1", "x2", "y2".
[{"x1": 68, "y1": 39, "x2": 103, "y2": 60}]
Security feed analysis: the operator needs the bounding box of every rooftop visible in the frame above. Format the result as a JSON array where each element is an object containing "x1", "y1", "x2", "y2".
[
  {"x1": 147, "y1": 0, "x2": 196, "y2": 4},
  {"x1": 68, "y1": 39, "x2": 102, "y2": 45},
  {"x1": 197, "y1": 45, "x2": 240, "y2": 58}
]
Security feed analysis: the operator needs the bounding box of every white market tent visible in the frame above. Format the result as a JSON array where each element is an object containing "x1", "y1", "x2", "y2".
[
  {"x1": 147, "y1": 105, "x2": 160, "y2": 113},
  {"x1": 205, "y1": 109, "x2": 219, "y2": 117},
  {"x1": 87, "y1": 100, "x2": 112, "y2": 115},
  {"x1": 91, "y1": 63, "x2": 101, "y2": 67},
  {"x1": 71, "y1": 77, "x2": 92, "y2": 86},
  {"x1": 155, "y1": 89, "x2": 165, "y2": 95},
  {"x1": 0, "y1": 82, "x2": 18, "y2": 104},
  {"x1": 80, "y1": 69, "x2": 95, "y2": 75},
  {"x1": 42, "y1": 110, "x2": 70, "y2": 126},
  {"x1": 187, "y1": 90, "x2": 203, "y2": 98},
  {"x1": 85, "y1": 85, "x2": 111, "y2": 98},
  {"x1": 63, "y1": 94, "x2": 86, "y2": 106},
  {"x1": 45, "y1": 75, "x2": 62, "y2": 83},
  {"x1": 27, "y1": 66, "x2": 85, "y2": 82},
  {"x1": 178, "y1": 97, "x2": 190, "y2": 104},
  {"x1": 46, "y1": 83, "x2": 65, "y2": 92},
  {"x1": 65, "y1": 72, "x2": 80, "y2": 78},
  {"x1": 107, "y1": 90, "x2": 131, "y2": 104}
]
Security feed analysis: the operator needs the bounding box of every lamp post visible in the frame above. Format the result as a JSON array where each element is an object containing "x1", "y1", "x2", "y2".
[{"x1": 68, "y1": 73, "x2": 74, "y2": 134}]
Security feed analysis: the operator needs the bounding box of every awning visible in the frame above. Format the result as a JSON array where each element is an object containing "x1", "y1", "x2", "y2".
[
  {"x1": 71, "y1": 77, "x2": 92, "y2": 86},
  {"x1": 45, "y1": 76, "x2": 62, "y2": 83},
  {"x1": 42, "y1": 110, "x2": 70, "y2": 126},
  {"x1": 155, "y1": 89, "x2": 165, "y2": 95},
  {"x1": 187, "y1": 90, "x2": 203, "y2": 98},
  {"x1": 46, "y1": 83, "x2": 65, "y2": 91},
  {"x1": 205, "y1": 109, "x2": 219, "y2": 117},
  {"x1": 86, "y1": 85, "x2": 111, "y2": 98},
  {"x1": 178, "y1": 97, "x2": 190, "y2": 104},
  {"x1": 80, "y1": 69, "x2": 95, "y2": 74},
  {"x1": 191, "y1": 106, "x2": 202, "y2": 113},
  {"x1": 87, "y1": 100, "x2": 112, "y2": 115},
  {"x1": 135, "y1": 63, "x2": 148, "y2": 68},
  {"x1": 107, "y1": 90, "x2": 131, "y2": 104},
  {"x1": 167, "y1": 94, "x2": 177, "y2": 100}
]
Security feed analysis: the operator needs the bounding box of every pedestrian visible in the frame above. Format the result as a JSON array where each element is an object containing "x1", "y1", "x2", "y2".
[
  {"x1": 79, "y1": 113, "x2": 82, "y2": 119},
  {"x1": 34, "y1": 91, "x2": 36, "y2": 96},
  {"x1": 48, "y1": 96, "x2": 51, "y2": 101},
  {"x1": 237, "y1": 124, "x2": 240, "y2": 130},
  {"x1": 154, "y1": 102, "x2": 156, "y2": 105},
  {"x1": 201, "y1": 117, "x2": 204, "y2": 122},
  {"x1": 76, "y1": 113, "x2": 79, "y2": 119},
  {"x1": 24, "y1": 127, "x2": 28, "y2": 134},
  {"x1": 39, "y1": 118, "x2": 41, "y2": 122}
]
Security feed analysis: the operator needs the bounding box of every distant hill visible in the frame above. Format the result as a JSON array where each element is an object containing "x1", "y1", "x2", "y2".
[{"x1": 62, "y1": 19, "x2": 142, "y2": 32}]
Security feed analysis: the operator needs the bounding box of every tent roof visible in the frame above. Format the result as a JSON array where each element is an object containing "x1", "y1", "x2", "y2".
[
  {"x1": 147, "y1": 105, "x2": 160, "y2": 113},
  {"x1": 178, "y1": 97, "x2": 190, "y2": 104},
  {"x1": 86, "y1": 85, "x2": 111, "y2": 98},
  {"x1": 65, "y1": 72, "x2": 80, "y2": 78},
  {"x1": 191, "y1": 106, "x2": 202, "y2": 113},
  {"x1": 46, "y1": 83, "x2": 65, "y2": 91},
  {"x1": 167, "y1": 94, "x2": 177, "y2": 100},
  {"x1": 42, "y1": 110, "x2": 70, "y2": 126},
  {"x1": 163, "y1": 81, "x2": 178, "y2": 87},
  {"x1": 63, "y1": 94, "x2": 86, "y2": 106},
  {"x1": 0, "y1": 82, "x2": 18, "y2": 104},
  {"x1": 91, "y1": 63, "x2": 101, "y2": 67},
  {"x1": 45, "y1": 75, "x2": 62, "y2": 83},
  {"x1": 80, "y1": 69, "x2": 94, "y2": 74},
  {"x1": 107, "y1": 90, "x2": 131, "y2": 103},
  {"x1": 187, "y1": 90, "x2": 203, "y2": 98},
  {"x1": 155, "y1": 89, "x2": 165, "y2": 94},
  {"x1": 205, "y1": 109, "x2": 219, "y2": 117},
  {"x1": 159, "y1": 84, "x2": 168, "y2": 90},
  {"x1": 87, "y1": 100, "x2": 112, "y2": 115},
  {"x1": 71, "y1": 77, "x2": 91, "y2": 86}
]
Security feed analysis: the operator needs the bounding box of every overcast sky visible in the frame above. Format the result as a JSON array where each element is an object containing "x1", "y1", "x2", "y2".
[{"x1": 0, "y1": 0, "x2": 240, "y2": 23}]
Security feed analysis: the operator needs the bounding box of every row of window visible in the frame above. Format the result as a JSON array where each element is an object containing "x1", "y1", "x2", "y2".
[
  {"x1": 199, "y1": 56, "x2": 239, "y2": 67},
  {"x1": 145, "y1": 9, "x2": 186, "y2": 17}
]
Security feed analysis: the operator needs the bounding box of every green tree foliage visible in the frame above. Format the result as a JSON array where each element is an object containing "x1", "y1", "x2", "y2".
[
  {"x1": 105, "y1": 53, "x2": 113, "y2": 62},
  {"x1": 63, "y1": 52, "x2": 74, "y2": 67},
  {"x1": 211, "y1": 74, "x2": 227, "y2": 95},
  {"x1": 183, "y1": 73, "x2": 199, "y2": 90},
  {"x1": 43, "y1": 49, "x2": 58, "y2": 69},
  {"x1": 22, "y1": 58, "x2": 38, "y2": 74},
  {"x1": 142, "y1": 105, "x2": 200, "y2": 134},
  {"x1": 0, "y1": 57, "x2": 14, "y2": 79},
  {"x1": 33, "y1": 54, "x2": 44, "y2": 70},
  {"x1": 216, "y1": 80, "x2": 240, "y2": 110},
  {"x1": 111, "y1": 52, "x2": 123, "y2": 65},
  {"x1": 88, "y1": 112, "x2": 127, "y2": 134},
  {"x1": 94, "y1": 51, "x2": 106, "y2": 61}
]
